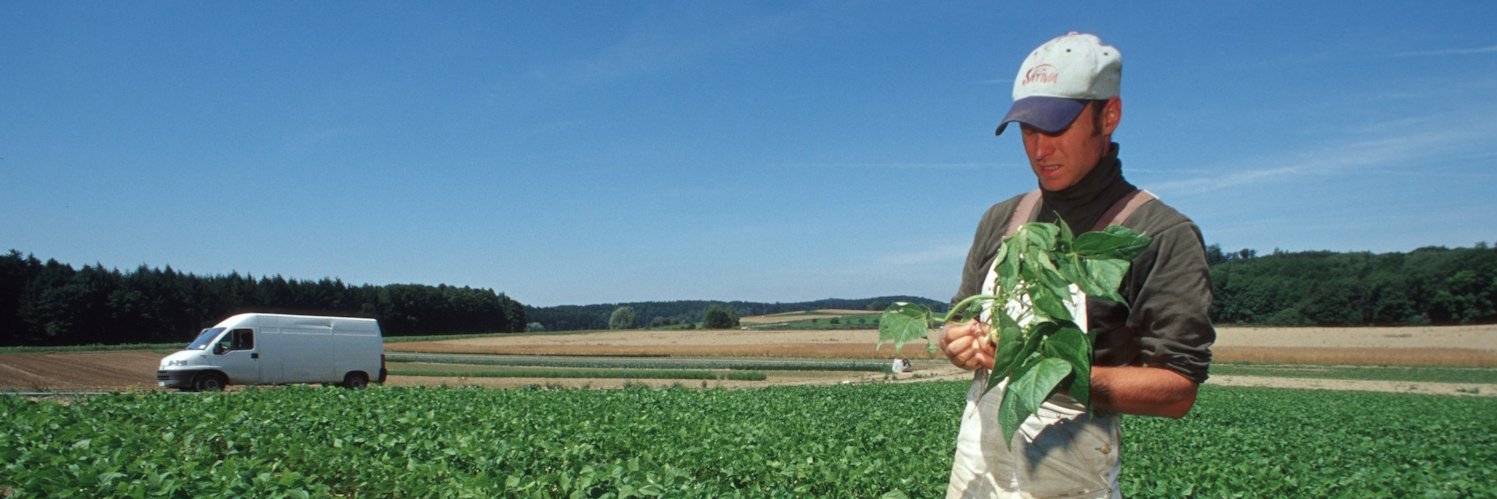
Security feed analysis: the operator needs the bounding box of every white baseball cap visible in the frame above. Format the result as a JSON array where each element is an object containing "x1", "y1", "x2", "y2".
[{"x1": 995, "y1": 32, "x2": 1121, "y2": 136}]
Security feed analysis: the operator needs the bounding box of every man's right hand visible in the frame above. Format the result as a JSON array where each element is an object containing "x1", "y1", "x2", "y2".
[{"x1": 938, "y1": 320, "x2": 996, "y2": 371}]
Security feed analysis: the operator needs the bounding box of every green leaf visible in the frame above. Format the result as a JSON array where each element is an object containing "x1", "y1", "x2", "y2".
[
  {"x1": 1043, "y1": 326, "x2": 1092, "y2": 407},
  {"x1": 1055, "y1": 252, "x2": 1085, "y2": 290},
  {"x1": 997, "y1": 377, "x2": 1025, "y2": 448},
  {"x1": 1056, "y1": 213, "x2": 1075, "y2": 251},
  {"x1": 1000, "y1": 357, "x2": 1073, "y2": 446},
  {"x1": 1021, "y1": 222, "x2": 1059, "y2": 249},
  {"x1": 987, "y1": 313, "x2": 1025, "y2": 379},
  {"x1": 877, "y1": 303, "x2": 932, "y2": 352},
  {"x1": 996, "y1": 241, "x2": 1021, "y2": 292},
  {"x1": 992, "y1": 239, "x2": 1010, "y2": 279},
  {"x1": 1072, "y1": 225, "x2": 1151, "y2": 259},
  {"x1": 1028, "y1": 283, "x2": 1073, "y2": 322},
  {"x1": 1080, "y1": 258, "x2": 1130, "y2": 304},
  {"x1": 956, "y1": 298, "x2": 986, "y2": 323},
  {"x1": 1033, "y1": 251, "x2": 1069, "y2": 291}
]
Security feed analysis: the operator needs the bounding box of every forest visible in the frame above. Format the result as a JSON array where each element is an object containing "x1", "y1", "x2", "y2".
[
  {"x1": 1, "y1": 242, "x2": 1493, "y2": 346},
  {"x1": 0, "y1": 251, "x2": 526, "y2": 347},
  {"x1": 525, "y1": 296, "x2": 945, "y2": 332},
  {"x1": 1208, "y1": 244, "x2": 1496, "y2": 326}
]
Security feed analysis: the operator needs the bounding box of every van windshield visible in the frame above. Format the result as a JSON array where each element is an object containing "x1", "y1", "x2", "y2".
[{"x1": 186, "y1": 327, "x2": 225, "y2": 350}]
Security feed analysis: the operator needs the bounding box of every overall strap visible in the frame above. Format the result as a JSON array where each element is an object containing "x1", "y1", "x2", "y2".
[
  {"x1": 1002, "y1": 188, "x2": 1158, "y2": 236},
  {"x1": 1091, "y1": 189, "x2": 1157, "y2": 231},
  {"x1": 1002, "y1": 189, "x2": 1043, "y2": 238}
]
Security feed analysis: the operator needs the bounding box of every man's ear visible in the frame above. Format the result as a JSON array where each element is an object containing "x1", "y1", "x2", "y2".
[{"x1": 1102, "y1": 97, "x2": 1122, "y2": 135}]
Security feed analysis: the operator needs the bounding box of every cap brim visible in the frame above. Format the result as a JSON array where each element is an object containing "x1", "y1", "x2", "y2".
[{"x1": 995, "y1": 96, "x2": 1088, "y2": 136}]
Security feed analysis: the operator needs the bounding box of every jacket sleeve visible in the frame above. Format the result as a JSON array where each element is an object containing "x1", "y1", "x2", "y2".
[{"x1": 1126, "y1": 220, "x2": 1216, "y2": 384}]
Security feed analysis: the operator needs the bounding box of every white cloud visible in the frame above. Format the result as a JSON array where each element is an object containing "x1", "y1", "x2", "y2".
[
  {"x1": 877, "y1": 242, "x2": 969, "y2": 266},
  {"x1": 1392, "y1": 45, "x2": 1497, "y2": 57},
  {"x1": 1150, "y1": 113, "x2": 1497, "y2": 195},
  {"x1": 537, "y1": 10, "x2": 804, "y2": 84}
]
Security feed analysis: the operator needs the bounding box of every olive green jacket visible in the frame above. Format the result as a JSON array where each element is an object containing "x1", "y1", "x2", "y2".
[{"x1": 953, "y1": 192, "x2": 1216, "y2": 384}]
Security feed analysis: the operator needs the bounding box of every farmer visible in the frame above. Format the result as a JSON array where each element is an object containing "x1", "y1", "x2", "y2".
[{"x1": 939, "y1": 32, "x2": 1215, "y2": 498}]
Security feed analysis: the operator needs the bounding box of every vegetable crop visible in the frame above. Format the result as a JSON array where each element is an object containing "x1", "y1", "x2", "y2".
[
  {"x1": 879, "y1": 220, "x2": 1151, "y2": 443},
  {"x1": 2, "y1": 384, "x2": 1491, "y2": 497}
]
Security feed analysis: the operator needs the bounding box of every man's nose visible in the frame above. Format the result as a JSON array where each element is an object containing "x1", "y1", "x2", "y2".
[{"x1": 1030, "y1": 133, "x2": 1057, "y2": 159}]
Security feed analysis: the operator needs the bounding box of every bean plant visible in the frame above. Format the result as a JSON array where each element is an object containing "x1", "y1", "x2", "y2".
[{"x1": 878, "y1": 220, "x2": 1151, "y2": 444}]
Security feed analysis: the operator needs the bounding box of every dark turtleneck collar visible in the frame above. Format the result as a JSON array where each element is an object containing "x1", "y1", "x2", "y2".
[{"x1": 1037, "y1": 142, "x2": 1137, "y2": 235}]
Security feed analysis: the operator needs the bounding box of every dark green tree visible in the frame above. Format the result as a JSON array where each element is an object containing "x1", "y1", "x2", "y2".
[
  {"x1": 702, "y1": 304, "x2": 739, "y2": 329},
  {"x1": 609, "y1": 306, "x2": 637, "y2": 330}
]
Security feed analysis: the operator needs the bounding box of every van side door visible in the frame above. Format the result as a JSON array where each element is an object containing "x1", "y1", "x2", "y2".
[{"x1": 213, "y1": 328, "x2": 261, "y2": 384}]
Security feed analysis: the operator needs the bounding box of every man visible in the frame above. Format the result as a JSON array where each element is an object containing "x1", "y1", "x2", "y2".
[{"x1": 940, "y1": 32, "x2": 1215, "y2": 498}]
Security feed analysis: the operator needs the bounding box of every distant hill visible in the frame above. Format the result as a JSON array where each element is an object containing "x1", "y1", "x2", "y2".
[{"x1": 525, "y1": 296, "x2": 945, "y2": 332}]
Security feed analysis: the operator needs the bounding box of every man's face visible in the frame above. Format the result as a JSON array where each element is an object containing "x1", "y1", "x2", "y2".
[{"x1": 1020, "y1": 98, "x2": 1119, "y2": 192}]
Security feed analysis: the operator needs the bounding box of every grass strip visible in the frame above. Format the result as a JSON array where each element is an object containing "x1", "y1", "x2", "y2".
[
  {"x1": 391, "y1": 367, "x2": 766, "y2": 381},
  {"x1": 1212, "y1": 362, "x2": 1497, "y2": 384},
  {"x1": 386, "y1": 352, "x2": 891, "y2": 372}
]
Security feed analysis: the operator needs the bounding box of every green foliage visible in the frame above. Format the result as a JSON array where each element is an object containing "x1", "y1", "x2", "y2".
[
  {"x1": 386, "y1": 353, "x2": 892, "y2": 373},
  {"x1": 0, "y1": 384, "x2": 965, "y2": 497},
  {"x1": 392, "y1": 366, "x2": 767, "y2": 381},
  {"x1": 701, "y1": 305, "x2": 739, "y2": 329},
  {"x1": 879, "y1": 221, "x2": 1151, "y2": 445},
  {"x1": 2, "y1": 384, "x2": 1491, "y2": 496},
  {"x1": 1211, "y1": 245, "x2": 1497, "y2": 326},
  {"x1": 527, "y1": 296, "x2": 943, "y2": 332},
  {"x1": 877, "y1": 303, "x2": 933, "y2": 353},
  {"x1": 1123, "y1": 386, "x2": 1497, "y2": 497},
  {"x1": 0, "y1": 250, "x2": 527, "y2": 347},
  {"x1": 608, "y1": 306, "x2": 637, "y2": 330}
]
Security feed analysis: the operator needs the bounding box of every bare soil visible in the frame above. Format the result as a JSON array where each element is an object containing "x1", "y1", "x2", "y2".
[
  {"x1": 1211, "y1": 324, "x2": 1497, "y2": 366},
  {"x1": 0, "y1": 351, "x2": 164, "y2": 392},
  {"x1": 3, "y1": 324, "x2": 1494, "y2": 394}
]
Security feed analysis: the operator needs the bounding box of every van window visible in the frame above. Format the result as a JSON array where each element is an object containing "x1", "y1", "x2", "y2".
[
  {"x1": 232, "y1": 329, "x2": 254, "y2": 350},
  {"x1": 188, "y1": 327, "x2": 225, "y2": 350},
  {"x1": 216, "y1": 328, "x2": 254, "y2": 353}
]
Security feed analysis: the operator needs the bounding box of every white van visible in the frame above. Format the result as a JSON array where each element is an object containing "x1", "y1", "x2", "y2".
[{"x1": 157, "y1": 313, "x2": 387, "y2": 392}]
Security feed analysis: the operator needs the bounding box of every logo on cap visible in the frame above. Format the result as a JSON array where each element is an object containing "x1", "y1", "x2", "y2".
[{"x1": 1023, "y1": 64, "x2": 1058, "y2": 86}]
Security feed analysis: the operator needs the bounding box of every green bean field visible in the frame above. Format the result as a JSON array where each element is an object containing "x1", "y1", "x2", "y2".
[{"x1": 2, "y1": 383, "x2": 1493, "y2": 497}]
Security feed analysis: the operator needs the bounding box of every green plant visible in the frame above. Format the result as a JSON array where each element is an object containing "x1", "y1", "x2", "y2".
[
  {"x1": 4, "y1": 384, "x2": 1493, "y2": 496},
  {"x1": 878, "y1": 220, "x2": 1151, "y2": 444}
]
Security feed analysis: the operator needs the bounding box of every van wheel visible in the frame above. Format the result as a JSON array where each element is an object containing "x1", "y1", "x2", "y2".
[
  {"x1": 193, "y1": 373, "x2": 227, "y2": 392},
  {"x1": 342, "y1": 372, "x2": 369, "y2": 390}
]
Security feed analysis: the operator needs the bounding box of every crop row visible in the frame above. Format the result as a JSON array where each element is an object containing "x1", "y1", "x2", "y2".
[
  {"x1": 2, "y1": 383, "x2": 1492, "y2": 497},
  {"x1": 391, "y1": 366, "x2": 768, "y2": 381},
  {"x1": 387, "y1": 352, "x2": 892, "y2": 372},
  {"x1": 1209, "y1": 362, "x2": 1497, "y2": 384}
]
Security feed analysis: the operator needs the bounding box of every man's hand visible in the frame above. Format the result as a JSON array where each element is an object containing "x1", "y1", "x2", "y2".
[{"x1": 938, "y1": 320, "x2": 996, "y2": 371}]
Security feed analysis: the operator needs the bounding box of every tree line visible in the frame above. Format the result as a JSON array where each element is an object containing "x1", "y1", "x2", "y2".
[
  {"x1": 0, "y1": 250, "x2": 526, "y2": 347},
  {"x1": 600, "y1": 303, "x2": 744, "y2": 331},
  {"x1": 526, "y1": 296, "x2": 945, "y2": 332},
  {"x1": 524, "y1": 244, "x2": 1497, "y2": 331},
  {"x1": 1208, "y1": 243, "x2": 1495, "y2": 326},
  {"x1": 4, "y1": 241, "x2": 1492, "y2": 346}
]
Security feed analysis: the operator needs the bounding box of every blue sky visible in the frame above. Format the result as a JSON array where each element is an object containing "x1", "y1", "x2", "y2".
[{"x1": 3, "y1": 1, "x2": 1495, "y2": 306}]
